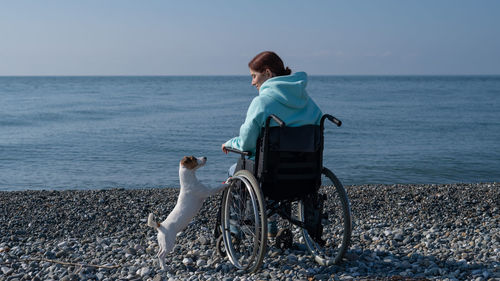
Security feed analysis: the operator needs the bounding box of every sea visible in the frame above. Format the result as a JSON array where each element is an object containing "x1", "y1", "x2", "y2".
[{"x1": 1, "y1": 75, "x2": 499, "y2": 191}]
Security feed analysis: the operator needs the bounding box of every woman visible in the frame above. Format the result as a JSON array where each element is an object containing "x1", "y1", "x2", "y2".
[
  {"x1": 222, "y1": 51, "x2": 323, "y2": 157},
  {"x1": 221, "y1": 51, "x2": 323, "y2": 238}
]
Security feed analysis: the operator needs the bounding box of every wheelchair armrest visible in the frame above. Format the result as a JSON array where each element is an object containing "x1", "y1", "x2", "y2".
[{"x1": 225, "y1": 147, "x2": 250, "y2": 156}]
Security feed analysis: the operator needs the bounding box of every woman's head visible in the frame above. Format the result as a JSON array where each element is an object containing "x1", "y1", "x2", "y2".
[{"x1": 249, "y1": 51, "x2": 291, "y2": 90}]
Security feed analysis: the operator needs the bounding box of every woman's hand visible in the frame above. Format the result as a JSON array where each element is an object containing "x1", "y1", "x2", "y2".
[{"x1": 221, "y1": 143, "x2": 229, "y2": 154}]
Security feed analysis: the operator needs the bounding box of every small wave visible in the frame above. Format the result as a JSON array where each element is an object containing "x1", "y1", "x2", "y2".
[{"x1": 0, "y1": 119, "x2": 33, "y2": 127}]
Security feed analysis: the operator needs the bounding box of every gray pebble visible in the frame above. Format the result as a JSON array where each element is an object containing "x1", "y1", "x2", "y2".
[{"x1": 1, "y1": 266, "x2": 13, "y2": 275}]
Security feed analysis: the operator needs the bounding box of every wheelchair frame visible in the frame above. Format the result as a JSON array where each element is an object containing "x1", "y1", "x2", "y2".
[{"x1": 215, "y1": 114, "x2": 352, "y2": 272}]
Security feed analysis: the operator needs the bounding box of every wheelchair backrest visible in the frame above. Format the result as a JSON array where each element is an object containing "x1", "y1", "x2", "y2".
[{"x1": 255, "y1": 124, "x2": 323, "y2": 200}]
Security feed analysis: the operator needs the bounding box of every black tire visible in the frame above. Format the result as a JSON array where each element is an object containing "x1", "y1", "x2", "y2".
[
  {"x1": 299, "y1": 167, "x2": 352, "y2": 265},
  {"x1": 220, "y1": 170, "x2": 267, "y2": 272}
]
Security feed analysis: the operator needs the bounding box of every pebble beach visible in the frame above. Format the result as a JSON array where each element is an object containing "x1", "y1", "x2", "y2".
[{"x1": 1, "y1": 183, "x2": 498, "y2": 281}]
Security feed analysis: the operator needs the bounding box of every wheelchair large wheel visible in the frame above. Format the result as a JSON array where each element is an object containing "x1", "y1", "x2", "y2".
[
  {"x1": 298, "y1": 167, "x2": 352, "y2": 266},
  {"x1": 220, "y1": 170, "x2": 267, "y2": 272}
]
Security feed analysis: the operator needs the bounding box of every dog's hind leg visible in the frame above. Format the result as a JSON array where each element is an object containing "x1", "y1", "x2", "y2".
[
  {"x1": 157, "y1": 248, "x2": 167, "y2": 270},
  {"x1": 156, "y1": 226, "x2": 175, "y2": 270}
]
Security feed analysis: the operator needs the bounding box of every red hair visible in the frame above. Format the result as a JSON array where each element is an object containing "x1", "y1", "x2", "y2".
[{"x1": 248, "y1": 51, "x2": 292, "y2": 76}]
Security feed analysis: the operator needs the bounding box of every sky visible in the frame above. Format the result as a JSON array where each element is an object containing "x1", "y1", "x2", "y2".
[{"x1": 1, "y1": 0, "x2": 499, "y2": 76}]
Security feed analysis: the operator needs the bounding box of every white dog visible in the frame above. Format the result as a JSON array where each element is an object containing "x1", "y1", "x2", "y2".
[{"x1": 147, "y1": 156, "x2": 227, "y2": 269}]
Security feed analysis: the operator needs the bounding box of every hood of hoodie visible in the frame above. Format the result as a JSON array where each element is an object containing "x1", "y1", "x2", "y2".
[{"x1": 258, "y1": 71, "x2": 309, "y2": 109}]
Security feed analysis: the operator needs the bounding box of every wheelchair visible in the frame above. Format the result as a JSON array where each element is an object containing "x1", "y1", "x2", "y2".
[{"x1": 215, "y1": 114, "x2": 352, "y2": 273}]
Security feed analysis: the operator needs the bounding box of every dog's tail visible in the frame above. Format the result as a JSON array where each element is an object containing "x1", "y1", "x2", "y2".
[{"x1": 147, "y1": 213, "x2": 161, "y2": 230}]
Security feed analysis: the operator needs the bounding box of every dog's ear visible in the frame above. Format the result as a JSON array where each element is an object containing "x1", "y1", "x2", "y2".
[{"x1": 180, "y1": 156, "x2": 198, "y2": 170}]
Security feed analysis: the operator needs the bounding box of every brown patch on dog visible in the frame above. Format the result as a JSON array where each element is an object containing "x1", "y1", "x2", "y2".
[{"x1": 181, "y1": 156, "x2": 198, "y2": 169}]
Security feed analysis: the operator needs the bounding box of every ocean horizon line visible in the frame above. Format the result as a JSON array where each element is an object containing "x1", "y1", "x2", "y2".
[{"x1": 1, "y1": 74, "x2": 499, "y2": 78}]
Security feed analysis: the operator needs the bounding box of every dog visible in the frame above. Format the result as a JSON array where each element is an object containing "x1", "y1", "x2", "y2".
[{"x1": 147, "y1": 156, "x2": 228, "y2": 269}]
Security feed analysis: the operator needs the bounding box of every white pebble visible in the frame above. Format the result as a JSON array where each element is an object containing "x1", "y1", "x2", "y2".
[
  {"x1": 137, "y1": 266, "x2": 151, "y2": 277},
  {"x1": 196, "y1": 259, "x2": 207, "y2": 267},
  {"x1": 183, "y1": 257, "x2": 193, "y2": 266}
]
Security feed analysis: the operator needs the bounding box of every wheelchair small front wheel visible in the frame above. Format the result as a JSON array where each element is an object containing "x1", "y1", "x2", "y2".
[
  {"x1": 299, "y1": 167, "x2": 352, "y2": 266},
  {"x1": 220, "y1": 170, "x2": 267, "y2": 272},
  {"x1": 216, "y1": 235, "x2": 226, "y2": 257}
]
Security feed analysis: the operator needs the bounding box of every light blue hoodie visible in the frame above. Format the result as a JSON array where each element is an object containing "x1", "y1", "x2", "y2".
[{"x1": 224, "y1": 71, "x2": 322, "y2": 156}]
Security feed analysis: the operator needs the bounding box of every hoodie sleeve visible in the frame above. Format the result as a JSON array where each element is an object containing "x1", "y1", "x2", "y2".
[{"x1": 224, "y1": 97, "x2": 266, "y2": 154}]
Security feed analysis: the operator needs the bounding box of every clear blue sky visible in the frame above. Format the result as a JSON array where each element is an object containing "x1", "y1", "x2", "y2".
[{"x1": 1, "y1": 0, "x2": 499, "y2": 75}]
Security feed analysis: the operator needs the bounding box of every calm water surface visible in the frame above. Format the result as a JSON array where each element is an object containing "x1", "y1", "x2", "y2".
[{"x1": 1, "y1": 75, "x2": 499, "y2": 190}]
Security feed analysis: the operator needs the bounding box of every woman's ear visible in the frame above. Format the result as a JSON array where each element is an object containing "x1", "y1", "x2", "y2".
[{"x1": 265, "y1": 69, "x2": 275, "y2": 78}]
